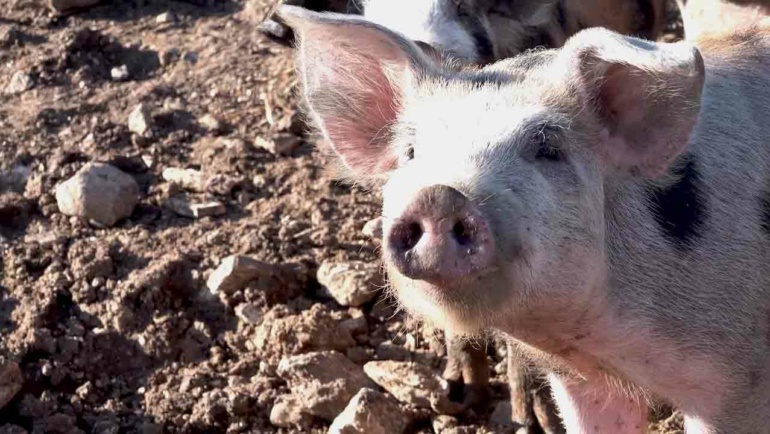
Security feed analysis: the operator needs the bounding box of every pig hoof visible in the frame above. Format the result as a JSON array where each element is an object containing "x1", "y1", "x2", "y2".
[{"x1": 445, "y1": 380, "x2": 490, "y2": 412}]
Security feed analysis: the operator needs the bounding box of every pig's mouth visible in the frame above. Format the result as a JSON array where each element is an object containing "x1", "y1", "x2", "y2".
[
  {"x1": 379, "y1": 184, "x2": 504, "y2": 329},
  {"x1": 385, "y1": 257, "x2": 511, "y2": 333}
]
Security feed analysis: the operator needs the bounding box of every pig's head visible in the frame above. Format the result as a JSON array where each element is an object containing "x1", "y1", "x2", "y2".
[
  {"x1": 360, "y1": 0, "x2": 560, "y2": 64},
  {"x1": 280, "y1": 6, "x2": 705, "y2": 335}
]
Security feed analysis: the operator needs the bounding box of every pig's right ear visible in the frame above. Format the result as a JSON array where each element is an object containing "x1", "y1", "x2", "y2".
[
  {"x1": 560, "y1": 28, "x2": 705, "y2": 178},
  {"x1": 278, "y1": 6, "x2": 436, "y2": 176}
]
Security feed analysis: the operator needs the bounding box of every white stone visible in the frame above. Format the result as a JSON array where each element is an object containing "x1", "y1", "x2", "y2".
[
  {"x1": 316, "y1": 261, "x2": 380, "y2": 307},
  {"x1": 206, "y1": 255, "x2": 273, "y2": 295},
  {"x1": 55, "y1": 162, "x2": 139, "y2": 227},
  {"x1": 162, "y1": 167, "x2": 206, "y2": 192},
  {"x1": 5, "y1": 71, "x2": 33, "y2": 95},
  {"x1": 328, "y1": 388, "x2": 409, "y2": 434},
  {"x1": 128, "y1": 103, "x2": 151, "y2": 136}
]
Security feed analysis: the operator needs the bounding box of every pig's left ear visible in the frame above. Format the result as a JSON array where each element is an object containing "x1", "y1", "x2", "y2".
[
  {"x1": 561, "y1": 28, "x2": 705, "y2": 178},
  {"x1": 278, "y1": 6, "x2": 437, "y2": 177}
]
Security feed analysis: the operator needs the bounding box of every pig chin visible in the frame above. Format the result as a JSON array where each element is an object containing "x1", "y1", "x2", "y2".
[{"x1": 386, "y1": 262, "x2": 514, "y2": 334}]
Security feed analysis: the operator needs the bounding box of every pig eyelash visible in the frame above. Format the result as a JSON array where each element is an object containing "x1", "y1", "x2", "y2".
[
  {"x1": 533, "y1": 127, "x2": 564, "y2": 162},
  {"x1": 535, "y1": 140, "x2": 562, "y2": 161}
]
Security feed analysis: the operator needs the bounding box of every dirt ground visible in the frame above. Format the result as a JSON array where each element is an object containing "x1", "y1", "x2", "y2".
[{"x1": 0, "y1": 0, "x2": 686, "y2": 433}]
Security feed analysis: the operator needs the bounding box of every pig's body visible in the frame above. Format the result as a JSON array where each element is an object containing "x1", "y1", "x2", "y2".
[
  {"x1": 281, "y1": 6, "x2": 770, "y2": 432},
  {"x1": 361, "y1": 0, "x2": 665, "y2": 63},
  {"x1": 391, "y1": 30, "x2": 770, "y2": 431},
  {"x1": 678, "y1": 0, "x2": 770, "y2": 38}
]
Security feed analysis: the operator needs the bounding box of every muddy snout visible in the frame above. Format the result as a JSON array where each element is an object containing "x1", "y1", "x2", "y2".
[{"x1": 385, "y1": 185, "x2": 495, "y2": 284}]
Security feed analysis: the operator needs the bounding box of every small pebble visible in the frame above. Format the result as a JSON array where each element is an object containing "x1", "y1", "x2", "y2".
[{"x1": 110, "y1": 65, "x2": 129, "y2": 81}]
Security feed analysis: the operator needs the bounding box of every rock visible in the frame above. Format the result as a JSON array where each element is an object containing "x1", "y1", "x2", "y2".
[
  {"x1": 254, "y1": 304, "x2": 356, "y2": 360},
  {"x1": 363, "y1": 361, "x2": 459, "y2": 414},
  {"x1": 375, "y1": 341, "x2": 411, "y2": 361},
  {"x1": 255, "y1": 133, "x2": 301, "y2": 156},
  {"x1": 199, "y1": 114, "x2": 222, "y2": 133},
  {"x1": 362, "y1": 217, "x2": 383, "y2": 241},
  {"x1": 490, "y1": 401, "x2": 514, "y2": 427},
  {"x1": 316, "y1": 261, "x2": 380, "y2": 307},
  {"x1": 128, "y1": 103, "x2": 152, "y2": 136},
  {"x1": 494, "y1": 360, "x2": 507, "y2": 375},
  {"x1": 55, "y1": 162, "x2": 140, "y2": 227},
  {"x1": 277, "y1": 351, "x2": 372, "y2": 421},
  {"x1": 269, "y1": 394, "x2": 311, "y2": 428},
  {"x1": 0, "y1": 27, "x2": 21, "y2": 49},
  {"x1": 5, "y1": 71, "x2": 33, "y2": 95},
  {"x1": 141, "y1": 155, "x2": 154, "y2": 169},
  {"x1": 338, "y1": 312, "x2": 367, "y2": 336},
  {"x1": 0, "y1": 360, "x2": 22, "y2": 410},
  {"x1": 68, "y1": 242, "x2": 114, "y2": 280},
  {"x1": 183, "y1": 51, "x2": 198, "y2": 64},
  {"x1": 162, "y1": 167, "x2": 206, "y2": 192},
  {"x1": 160, "y1": 48, "x2": 181, "y2": 66},
  {"x1": 432, "y1": 415, "x2": 459, "y2": 433},
  {"x1": 165, "y1": 196, "x2": 225, "y2": 218},
  {"x1": 110, "y1": 65, "x2": 129, "y2": 81},
  {"x1": 0, "y1": 425, "x2": 27, "y2": 434},
  {"x1": 206, "y1": 255, "x2": 274, "y2": 295},
  {"x1": 0, "y1": 193, "x2": 31, "y2": 229},
  {"x1": 48, "y1": 0, "x2": 100, "y2": 13},
  {"x1": 155, "y1": 11, "x2": 176, "y2": 23},
  {"x1": 234, "y1": 303, "x2": 263, "y2": 325},
  {"x1": 345, "y1": 347, "x2": 372, "y2": 365},
  {"x1": 328, "y1": 388, "x2": 409, "y2": 434},
  {"x1": 258, "y1": 18, "x2": 292, "y2": 44},
  {"x1": 205, "y1": 173, "x2": 242, "y2": 196}
]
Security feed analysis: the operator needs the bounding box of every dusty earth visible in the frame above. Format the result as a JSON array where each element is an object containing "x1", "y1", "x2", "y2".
[{"x1": 0, "y1": 0, "x2": 686, "y2": 433}]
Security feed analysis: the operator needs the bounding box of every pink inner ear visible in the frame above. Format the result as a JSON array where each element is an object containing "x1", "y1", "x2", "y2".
[
  {"x1": 596, "y1": 63, "x2": 655, "y2": 170},
  {"x1": 300, "y1": 25, "x2": 416, "y2": 175}
]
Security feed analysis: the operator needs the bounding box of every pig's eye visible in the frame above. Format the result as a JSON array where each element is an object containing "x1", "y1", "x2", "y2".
[
  {"x1": 404, "y1": 145, "x2": 415, "y2": 162},
  {"x1": 532, "y1": 128, "x2": 563, "y2": 162},
  {"x1": 535, "y1": 141, "x2": 562, "y2": 161}
]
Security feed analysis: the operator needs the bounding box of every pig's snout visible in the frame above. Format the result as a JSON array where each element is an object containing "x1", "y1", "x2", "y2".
[{"x1": 385, "y1": 185, "x2": 495, "y2": 284}]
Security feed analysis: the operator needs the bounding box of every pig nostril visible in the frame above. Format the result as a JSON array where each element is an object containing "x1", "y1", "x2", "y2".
[
  {"x1": 392, "y1": 221, "x2": 424, "y2": 252},
  {"x1": 404, "y1": 222, "x2": 423, "y2": 250},
  {"x1": 452, "y1": 219, "x2": 474, "y2": 247}
]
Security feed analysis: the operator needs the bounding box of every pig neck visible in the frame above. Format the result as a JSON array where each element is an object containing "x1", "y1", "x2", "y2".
[{"x1": 497, "y1": 172, "x2": 730, "y2": 407}]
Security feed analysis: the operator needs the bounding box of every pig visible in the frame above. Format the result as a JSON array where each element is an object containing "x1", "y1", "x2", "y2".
[
  {"x1": 677, "y1": 0, "x2": 770, "y2": 39},
  {"x1": 359, "y1": 0, "x2": 666, "y2": 425},
  {"x1": 360, "y1": 0, "x2": 666, "y2": 64},
  {"x1": 280, "y1": 5, "x2": 770, "y2": 433}
]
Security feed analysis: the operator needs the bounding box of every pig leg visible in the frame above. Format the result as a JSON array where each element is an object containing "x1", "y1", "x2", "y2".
[
  {"x1": 508, "y1": 343, "x2": 565, "y2": 433},
  {"x1": 507, "y1": 347, "x2": 537, "y2": 431},
  {"x1": 533, "y1": 376, "x2": 567, "y2": 434},
  {"x1": 443, "y1": 329, "x2": 490, "y2": 411},
  {"x1": 548, "y1": 373, "x2": 648, "y2": 434}
]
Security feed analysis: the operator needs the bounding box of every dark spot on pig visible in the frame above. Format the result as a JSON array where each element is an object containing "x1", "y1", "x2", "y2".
[
  {"x1": 647, "y1": 154, "x2": 705, "y2": 251},
  {"x1": 759, "y1": 191, "x2": 770, "y2": 237}
]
